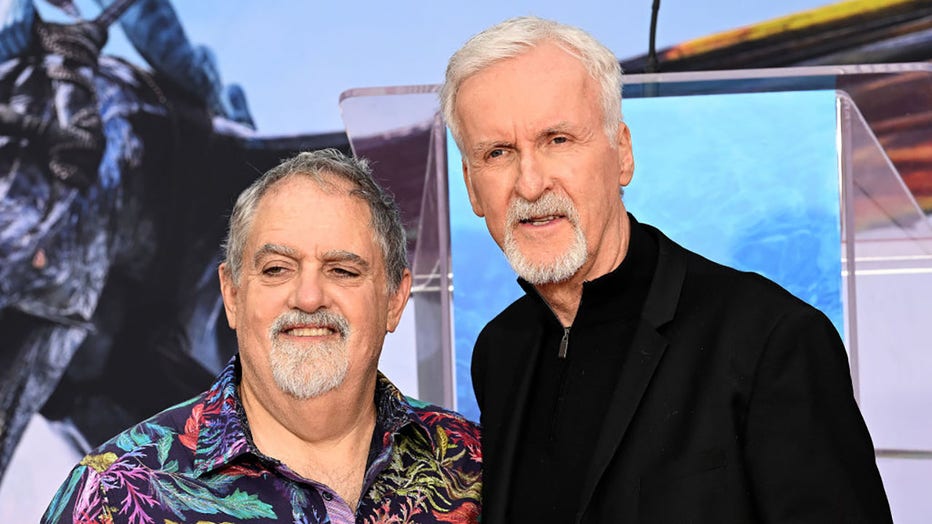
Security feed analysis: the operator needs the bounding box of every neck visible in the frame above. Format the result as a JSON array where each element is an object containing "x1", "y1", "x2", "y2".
[
  {"x1": 536, "y1": 212, "x2": 631, "y2": 326},
  {"x1": 239, "y1": 373, "x2": 378, "y2": 509}
]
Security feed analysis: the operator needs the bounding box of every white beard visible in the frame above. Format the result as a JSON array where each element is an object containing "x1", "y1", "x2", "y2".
[
  {"x1": 268, "y1": 309, "x2": 350, "y2": 399},
  {"x1": 503, "y1": 192, "x2": 587, "y2": 284}
]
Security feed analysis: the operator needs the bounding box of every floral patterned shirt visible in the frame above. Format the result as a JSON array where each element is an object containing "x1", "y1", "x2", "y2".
[{"x1": 41, "y1": 357, "x2": 482, "y2": 524}]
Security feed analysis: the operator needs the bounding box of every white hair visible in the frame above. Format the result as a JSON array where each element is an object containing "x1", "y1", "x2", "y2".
[{"x1": 440, "y1": 16, "x2": 623, "y2": 149}]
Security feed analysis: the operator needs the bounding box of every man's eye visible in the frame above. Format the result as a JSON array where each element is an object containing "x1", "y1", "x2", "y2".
[
  {"x1": 552, "y1": 136, "x2": 568, "y2": 144},
  {"x1": 331, "y1": 267, "x2": 360, "y2": 278},
  {"x1": 485, "y1": 147, "x2": 509, "y2": 160},
  {"x1": 262, "y1": 266, "x2": 287, "y2": 276}
]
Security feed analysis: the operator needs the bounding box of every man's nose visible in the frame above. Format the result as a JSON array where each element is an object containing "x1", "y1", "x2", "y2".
[
  {"x1": 288, "y1": 269, "x2": 330, "y2": 312},
  {"x1": 514, "y1": 150, "x2": 553, "y2": 202}
]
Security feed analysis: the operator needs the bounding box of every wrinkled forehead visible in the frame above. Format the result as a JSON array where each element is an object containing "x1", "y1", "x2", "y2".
[
  {"x1": 252, "y1": 174, "x2": 371, "y2": 234},
  {"x1": 456, "y1": 48, "x2": 598, "y2": 133},
  {"x1": 249, "y1": 174, "x2": 385, "y2": 264}
]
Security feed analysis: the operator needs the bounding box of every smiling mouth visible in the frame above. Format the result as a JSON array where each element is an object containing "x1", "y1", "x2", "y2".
[
  {"x1": 520, "y1": 214, "x2": 564, "y2": 226},
  {"x1": 284, "y1": 326, "x2": 338, "y2": 337}
]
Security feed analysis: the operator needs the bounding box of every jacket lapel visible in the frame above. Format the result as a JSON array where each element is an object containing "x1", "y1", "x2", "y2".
[{"x1": 576, "y1": 225, "x2": 687, "y2": 516}]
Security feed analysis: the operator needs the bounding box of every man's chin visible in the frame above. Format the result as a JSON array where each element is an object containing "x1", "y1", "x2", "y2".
[
  {"x1": 508, "y1": 242, "x2": 572, "y2": 266},
  {"x1": 274, "y1": 370, "x2": 347, "y2": 400},
  {"x1": 504, "y1": 228, "x2": 587, "y2": 284},
  {"x1": 284, "y1": 383, "x2": 340, "y2": 400},
  {"x1": 268, "y1": 342, "x2": 349, "y2": 399},
  {"x1": 507, "y1": 255, "x2": 581, "y2": 285}
]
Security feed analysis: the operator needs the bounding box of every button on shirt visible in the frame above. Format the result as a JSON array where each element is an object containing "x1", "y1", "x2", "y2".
[{"x1": 41, "y1": 357, "x2": 482, "y2": 523}]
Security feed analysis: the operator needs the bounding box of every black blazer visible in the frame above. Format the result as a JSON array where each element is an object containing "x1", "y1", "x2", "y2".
[{"x1": 472, "y1": 222, "x2": 891, "y2": 523}]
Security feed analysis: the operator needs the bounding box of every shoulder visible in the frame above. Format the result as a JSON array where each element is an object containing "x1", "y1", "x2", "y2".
[
  {"x1": 641, "y1": 222, "x2": 837, "y2": 352},
  {"x1": 650, "y1": 224, "x2": 814, "y2": 315},
  {"x1": 406, "y1": 397, "x2": 482, "y2": 441},
  {"x1": 475, "y1": 293, "x2": 536, "y2": 342},
  {"x1": 471, "y1": 294, "x2": 537, "y2": 378},
  {"x1": 400, "y1": 399, "x2": 482, "y2": 481},
  {"x1": 366, "y1": 399, "x2": 481, "y2": 521},
  {"x1": 82, "y1": 391, "x2": 205, "y2": 472},
  {"x1": 41, "y1": 392, "x2": 207, "y2": 523},
  {"x1": 692, "y1": 255, "x2": 818, "y2": 322}
]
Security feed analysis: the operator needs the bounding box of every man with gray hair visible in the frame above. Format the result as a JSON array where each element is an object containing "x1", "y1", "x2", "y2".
[
  {"x1": 442, "y1": 16, "x2": 890, "y2": 523},
  {"x1": 41, "y1": 149, "x2": 482, "y2": 523}
]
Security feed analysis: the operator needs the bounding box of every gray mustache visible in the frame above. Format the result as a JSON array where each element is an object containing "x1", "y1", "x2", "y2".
[
  {"x1": 507, "y1": 192, "x2": 579, "y2": 224},
  {"x1": 270, "y1": 309, "x2": 349, "y2": 339}
]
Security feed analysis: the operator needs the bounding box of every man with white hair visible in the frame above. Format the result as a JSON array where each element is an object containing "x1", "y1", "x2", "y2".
[
  {"x1": 441, "y1": 16, "x2": 891, "y2": 523},
  {"x1": 41, "y1": 149, "x2": 482, "y2": 523}
]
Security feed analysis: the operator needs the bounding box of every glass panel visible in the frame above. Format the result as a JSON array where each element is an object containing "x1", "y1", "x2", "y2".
[
  {"x1": 839, "y1": 92, "x2": 932, "y2": 452},
  {"x1": 339, "y1": 66, "x2": 932, "y2": 446}
]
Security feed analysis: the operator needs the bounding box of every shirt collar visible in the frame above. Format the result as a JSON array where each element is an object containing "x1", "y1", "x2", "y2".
[
  {"x1": 517, "y1": 213, "x2": 658, "y2": 327},
  {"x1": 192, "y1": 355, "x2": 429, "y2": 476},
  {"x1": 192, "y1": 356, "x2": 251, "y2": 475}
]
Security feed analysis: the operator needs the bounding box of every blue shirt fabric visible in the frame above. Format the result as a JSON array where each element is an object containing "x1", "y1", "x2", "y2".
[{"x1": 41, "y1": 357, "x2": 482, "y2": 523}]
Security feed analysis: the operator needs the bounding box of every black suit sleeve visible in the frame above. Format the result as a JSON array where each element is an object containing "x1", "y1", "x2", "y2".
[{"x1": 743, "y1": 308, "x2": 892, "y2": 523}]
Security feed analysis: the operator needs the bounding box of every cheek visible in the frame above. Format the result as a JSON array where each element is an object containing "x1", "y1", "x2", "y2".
[
  {"x1": 248, "y1": 309, "x2": 272, "y2": 337},
  {"x1": 466, "y1": 183, "x2": 509, "y2": 237},
  {"x1": 578, "y1": 189, "x2": 618, "y2": 237},
  {"x1": 238, "y1": 292, "x2": 280, "y2": 339},
  {"x1": 483, "y1": 215, "x2": 508, "y2": 248},
  {"x1": 473, "y1": 174, "x2": 513, "y2": 206},
  {"x1": 356, "y1": 289, "x2": 392, "y2": 327},
  {"x1": 481, "y1": 189, "x2": 510, "y2": 221}
]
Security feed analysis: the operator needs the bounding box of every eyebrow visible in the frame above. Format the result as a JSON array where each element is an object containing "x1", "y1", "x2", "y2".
[
  {"x1": 469, "y1": 140, "x2": 513, "y2": 157},
  {"x1": 252, "y1": 243, "x2": 299, "y2": 268},
  {"x1": 468, "y1": 122, "x2": 578, "y2": 156},
  {"x1": 541, "y1": 122, "x2": 575, "y2": 136},
  {"x1": 321, "y1": 249, "x2": 370, "y2": 271},
  {"x1": 253, "y1": 245, "x2": 371, "y2": 270}
]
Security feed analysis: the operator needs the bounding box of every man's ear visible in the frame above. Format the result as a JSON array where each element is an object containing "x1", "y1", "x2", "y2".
[
  {"x1": 462, "y1": 158, "x2": 486, "y2": 217},
  {"x1": 218, "y1": 263, "x2": 238, "y2": 330},
  {"x1": 386, "y1": 269, "x2": 413, "y2": 333},
  {"x1": 616, "y1": 122, "x2": 634, "y2": 187}
]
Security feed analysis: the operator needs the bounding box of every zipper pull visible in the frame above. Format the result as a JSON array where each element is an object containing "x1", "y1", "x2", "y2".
[{"x1": 558, "y1": 327, "x2": 570, "y2": 359}]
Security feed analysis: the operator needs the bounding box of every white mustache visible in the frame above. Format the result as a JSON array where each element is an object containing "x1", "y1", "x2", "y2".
[{"x1": 507, "y1": 192, "x2": 579, "y2": 226}]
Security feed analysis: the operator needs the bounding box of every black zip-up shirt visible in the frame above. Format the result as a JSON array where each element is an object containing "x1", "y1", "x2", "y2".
[{"x1": 508, "y1": 218, "x2": 658, "y2": 522}]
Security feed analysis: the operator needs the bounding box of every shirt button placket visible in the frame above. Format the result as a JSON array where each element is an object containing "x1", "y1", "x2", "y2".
[{"x1": 319, "y1": 489, "x2": 355, "y2": 524}]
